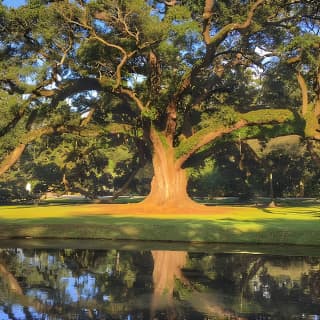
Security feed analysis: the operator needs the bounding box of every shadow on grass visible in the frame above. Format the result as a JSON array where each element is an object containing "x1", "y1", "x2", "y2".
[
  {"x1": 260, "y1": 206, "x2": 320, "y2": 215},
  {"x1": 0, "y1": 213, "x2": 319, "y2": 249},
  {"x1": 3, "y1": 203, "x2": 89, "y2": 209}
]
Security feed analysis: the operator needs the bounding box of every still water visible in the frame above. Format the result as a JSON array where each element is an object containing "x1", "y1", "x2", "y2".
[{"x1": 0, "y1": 242, "x2": 320, "y2": 320}]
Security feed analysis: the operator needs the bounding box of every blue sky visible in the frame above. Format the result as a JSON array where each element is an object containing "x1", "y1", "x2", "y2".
[{"x1": 3, "y1": 0, "x2": 26, "y2": 7}]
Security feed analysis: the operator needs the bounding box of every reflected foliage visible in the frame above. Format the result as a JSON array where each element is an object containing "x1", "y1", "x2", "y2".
[{"x1": 0, "y1": 248, "x2": 320, "y2": 319}]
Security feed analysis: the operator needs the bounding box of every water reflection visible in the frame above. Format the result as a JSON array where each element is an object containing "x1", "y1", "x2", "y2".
[
  {"x1": 151, "y1": 251, "x2": 187, "y2": 320},
  {"x1": 0, "y1": 247, "x2": 319, "y2": 319}
]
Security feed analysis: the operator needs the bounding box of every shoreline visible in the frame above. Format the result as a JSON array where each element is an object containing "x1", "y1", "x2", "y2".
[{"x1": 1, "y1": 238, "x2": 320, "y2": 257}]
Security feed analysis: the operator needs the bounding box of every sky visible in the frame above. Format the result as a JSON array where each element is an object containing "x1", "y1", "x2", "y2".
[{"x1": 3, "y1": 0, "x2": 26, "y2": 7}]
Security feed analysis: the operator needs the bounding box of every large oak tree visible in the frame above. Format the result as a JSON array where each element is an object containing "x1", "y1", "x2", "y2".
[{"x1": 0, "y1": 0, "x2": 319, "y2": 209}]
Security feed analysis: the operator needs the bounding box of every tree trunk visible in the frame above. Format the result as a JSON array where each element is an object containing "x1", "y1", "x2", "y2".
[
  {"x1": 142, "y1": 129, "x2": 196, "y2": 207},
  {"x1": 143, "y1": 152, "x2": 192, "y2": 206}
]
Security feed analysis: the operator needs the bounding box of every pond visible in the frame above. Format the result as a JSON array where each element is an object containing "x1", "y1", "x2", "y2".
[{"x1": 0, "y1": 241, "x2": 319, "y2": 320}]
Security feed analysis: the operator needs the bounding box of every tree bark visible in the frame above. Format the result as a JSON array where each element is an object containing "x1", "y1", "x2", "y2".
[
  {"x1": 0, "y1": 124, "x2": 100, "y2": 177},
  {"x1": 296, "y1": 71, "x2": 309, "y2": 116},
  {"x1": 143, "y1": 109, "x2": 292, "y2": 208},
  {"x1": 142, "y1": 129, "x2": 196, "y2": 207}
]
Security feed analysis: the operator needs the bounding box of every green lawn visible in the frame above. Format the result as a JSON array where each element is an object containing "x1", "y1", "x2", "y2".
[{"x1": 0, "y1": 202, "x2": 319, "y2": 246}]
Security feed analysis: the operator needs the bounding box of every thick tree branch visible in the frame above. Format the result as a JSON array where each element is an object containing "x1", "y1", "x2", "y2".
[
  {"x1": 286, "y1": 54, "x2": 309, "y2": 116},
  {"x1": 0, "y1": 261, "x2": 74, "y2": 317},
  {"x1": 106, "y1": 165, "x2": 141, "y2": 203},
  {"x1": 50, "y1": 78, "x2": 103, "y2": 107},
  {"x1": 118, "y1": 87, "x2": 145, "y2": 111},
  {"x1": 0, "y1": 123, "x2": 102, "y2": 176},
  {"x1": 176, "y1": 120, "x2": 248, "y2": 167},
  {"x1": 0, "y1": 144, "x2": 26, "y2": 176},
  {"x1": 0, "y1": 101, "x2": 29, "y2": 138},
  {"x1": 91, "y1": 33, "x2": 135, "y2": 89},
  {"x1": 0, "y1": 79, "x2": 26, "y2": 95},
  {"x1": 202, "y1": 0, "x2": 215, "y2": 44},
  {"x1": 166, "y1": 0, "x2": 266, "y2": 139},
  {"x1": 61, "y1": 7, "x2": 137, "y2": 90},
  {"x1": 208, "y1": 0, "x2": 265, "y2": 48},
  {"x1": 175, "y1": 109, "x2": 293, "y2": 167},
  {"x1": 0, "y1": 130, "x2": 53, "y2": 176},
  {"x1": 80, "y1": 107, "x2": 96, "y2": 127},
  {"x1": 0, "y1": 77, "x2": 103, "y2": 139},
  {"x1": 59, "y1": 4, "x2": 151, "y2": 116},
  {"x1": 296, "y1": 71, "x2": 309, "y2": 116},
  {"x1": 0, "y1": 77, "x2": 143, "y2": 154},
  {"x1": 117, "y1": 9, "x2": 141, "y2": 44},
  {"x1": 91, "y1": 35, "x2": 156, "y2": 91},
  {"x1": 0, "y1": 263, "x2": 24, "y2": 294}
]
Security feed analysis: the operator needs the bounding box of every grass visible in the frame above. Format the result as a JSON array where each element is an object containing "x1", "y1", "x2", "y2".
[{"x1": 0, "y1": 201, "x2": 319, "y2": 247}]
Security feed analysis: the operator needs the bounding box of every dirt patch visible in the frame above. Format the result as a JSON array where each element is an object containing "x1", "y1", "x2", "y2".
[{"x1": 77, "y1": 202, "x2": 238, "y2": 216}]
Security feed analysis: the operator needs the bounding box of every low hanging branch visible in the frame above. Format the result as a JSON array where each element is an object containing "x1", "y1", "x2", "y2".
[
  {"x1": 106, "y1": 165, "x2": 141, "y2": 203},
  {"x1": 175, "y1": 119, "x2": 248, "y2": 167},
  {"x1": 0, "y1": 127, "x2": 65, "y2": 176},
  {"x1": 0, "y1": 77, "x2": 104, "y2": 139},
  {"x1": 0, "y1": 124, "x2": 102, "y2": 176},
  {"x1": 0, "y1": 100, "x2": 31, "y2": 138},
  {"x1": 0, "y1": 144, "x2": 27, "y2": 176},
  {"x1": 175, "y1": 109, "x2": 294, "y2": 167}
]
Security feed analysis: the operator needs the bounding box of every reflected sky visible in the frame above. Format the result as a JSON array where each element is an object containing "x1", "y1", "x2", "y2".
[{"x1": 0, "y1": 247, "x2": 320, "y2": 319}]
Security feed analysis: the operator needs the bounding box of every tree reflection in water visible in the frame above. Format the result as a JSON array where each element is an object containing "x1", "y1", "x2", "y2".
[
  {"x1": 151, "y1": 250, "x2": 188, "y2": 319},
  {"x1": 0, "y1": 247, "x2": 319, "y2": 319}
]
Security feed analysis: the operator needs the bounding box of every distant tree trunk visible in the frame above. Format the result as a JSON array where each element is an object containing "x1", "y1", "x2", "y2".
[
  {"x1": 268, "y1": 171, "x2": 276, "y2": 207},
  {"x1": 269, "y1": 172, "x2": 274, "y2": 199},
  {"x1": 299, "y1": 178, "x2": 305, "y2": 197},
  {"x1": 62, "y1": 172, "x2": 70, "y2": 194},
  {"x1": 108, "y1": 166, "x2": 140, "y2": 202}
]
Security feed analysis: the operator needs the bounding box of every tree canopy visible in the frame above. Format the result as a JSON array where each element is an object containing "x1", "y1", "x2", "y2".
[{"x1": 0, "y1": 0, "x2": 320, "y2": 207}]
